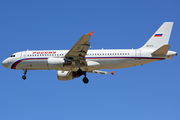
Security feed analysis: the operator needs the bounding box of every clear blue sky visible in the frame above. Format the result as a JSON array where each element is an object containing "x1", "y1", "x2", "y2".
[{"x1": 0, "y1": 0, "x2": 180, "y2": 120}]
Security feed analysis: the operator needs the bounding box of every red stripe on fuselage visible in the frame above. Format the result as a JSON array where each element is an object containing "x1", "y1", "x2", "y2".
[
  {"x1": 86, "y1": 57, "x2": 164, "y2": 60},
  {"x1": 11, "y1": 58, "x2": 48, "y2": 69}
]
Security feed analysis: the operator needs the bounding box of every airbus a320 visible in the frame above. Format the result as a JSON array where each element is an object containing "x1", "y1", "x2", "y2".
[{"x1": 2, "y1": 22, "x2": 177, "y2": 84}]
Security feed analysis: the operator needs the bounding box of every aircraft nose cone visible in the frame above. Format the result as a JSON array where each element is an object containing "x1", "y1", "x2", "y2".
[{"x1": 2, "y1": 59, "x2": 9, "y2": 68}]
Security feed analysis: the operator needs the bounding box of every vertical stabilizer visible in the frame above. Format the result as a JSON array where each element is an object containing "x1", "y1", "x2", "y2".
[{"x1": 141, "y1": 22, "x2": 173, "y2": 50}]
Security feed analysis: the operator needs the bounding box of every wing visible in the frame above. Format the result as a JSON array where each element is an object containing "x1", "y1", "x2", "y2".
[
  {"x1": 89, "y1": 70, "x2": 115, "y2": 75},
  {"x1": 65, "y1": 31, "x2": 94, "y2": 65}
]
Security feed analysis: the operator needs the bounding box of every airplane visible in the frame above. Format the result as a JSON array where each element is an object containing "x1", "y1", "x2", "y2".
[{"x1": 2, "y1": 22, "x2": 177, "y2": 84}]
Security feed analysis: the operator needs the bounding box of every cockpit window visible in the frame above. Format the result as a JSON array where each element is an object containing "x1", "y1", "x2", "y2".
[{"x1": 10, "y1": 55, "x2": 15, "y2": 57}]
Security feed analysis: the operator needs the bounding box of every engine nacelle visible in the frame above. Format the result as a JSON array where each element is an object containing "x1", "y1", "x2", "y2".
[
  {"x1": 47, "y1": 58, "x2": 65, "y2": 69},
  {"x1": 57, "y1": 71, "x2": 80, "y2": 81}
]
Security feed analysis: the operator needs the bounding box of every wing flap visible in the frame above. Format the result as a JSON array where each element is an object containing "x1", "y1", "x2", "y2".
[{"x1": 89, "y1": 70, "x2": 115, "y2": 75}]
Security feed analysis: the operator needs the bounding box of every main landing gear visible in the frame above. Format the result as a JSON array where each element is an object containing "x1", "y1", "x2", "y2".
[
  {"x1": 22, "y1": 69, "x2": 27, "y2": 80},
  {"x1": 83, "y1": 77, "x2": 89, "y2": 84},
  {"x1": 77, "y1": 68, "x2": 89, "y2": 84},
  {"x1": 82, "y1": 71, "x2": 89, "y2": 84}
]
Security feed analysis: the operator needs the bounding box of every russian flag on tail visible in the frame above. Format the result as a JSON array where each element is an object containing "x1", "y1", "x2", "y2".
[{"x1": 154, "y1": 33, "x2": 163, "y2": 37}]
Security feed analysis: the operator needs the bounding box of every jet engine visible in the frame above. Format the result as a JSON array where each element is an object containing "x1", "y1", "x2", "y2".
[
  {"x1": 57, "y1": 70, "x2": 81, "y2": 81},
  {"x1": 47, "y1": 58, "x2": 65, "y2": 69}
]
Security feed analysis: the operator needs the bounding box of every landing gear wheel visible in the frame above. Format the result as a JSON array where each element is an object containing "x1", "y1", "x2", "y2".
[
  {"x1": 83, "y1": 77, "x2": 89, "y2": 84},
  {"x1": 22, "y1": 75, "x2": 26, "y2": 80},
  {"x1": 22, "y1": 69, "x2": 27, "y2": 80}
]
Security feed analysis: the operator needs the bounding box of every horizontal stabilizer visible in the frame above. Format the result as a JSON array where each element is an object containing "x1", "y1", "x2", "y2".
[{"x1": 152, "y1": 44, "x2": 171, "y2": 55}]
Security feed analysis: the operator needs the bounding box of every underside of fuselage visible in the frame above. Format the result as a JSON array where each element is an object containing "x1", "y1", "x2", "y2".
[{"x1": 14, "y1": 57, "x2": 163, "y2": 71}]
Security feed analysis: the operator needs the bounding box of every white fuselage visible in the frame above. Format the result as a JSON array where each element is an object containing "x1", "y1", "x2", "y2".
[{"x1": 3, "y1": 48, "x2": 171, "y2": 71}]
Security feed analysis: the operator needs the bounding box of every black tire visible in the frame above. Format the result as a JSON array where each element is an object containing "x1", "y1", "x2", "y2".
[
  {"x1": 22, "y1": 75, "x2": 26, "y2": 80},
  {"x1": 83, "y1": 77, "x2": 89, "y2": 84}
]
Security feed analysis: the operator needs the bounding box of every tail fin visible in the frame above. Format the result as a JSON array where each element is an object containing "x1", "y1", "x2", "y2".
[{"x1": 141, "y1": 22, "x2": 174, "y2": 51}]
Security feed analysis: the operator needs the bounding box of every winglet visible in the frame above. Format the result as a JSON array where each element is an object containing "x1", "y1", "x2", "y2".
[
  {"x1": 111, "y1": 71, "x2": 115, "y2": 75},
  {"x1": 88, "y1": 31, "x2": 94, "y2": 36}
]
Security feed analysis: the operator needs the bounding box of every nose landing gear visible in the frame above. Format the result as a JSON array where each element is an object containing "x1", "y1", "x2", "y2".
[{"x1": 22, "y1": 69, "x2": 27, "y2": 80}]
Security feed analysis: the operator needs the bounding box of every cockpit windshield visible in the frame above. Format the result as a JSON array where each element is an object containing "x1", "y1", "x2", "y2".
[{"x1": 10, "y1": 55, "x2": 15, "y2": 57}]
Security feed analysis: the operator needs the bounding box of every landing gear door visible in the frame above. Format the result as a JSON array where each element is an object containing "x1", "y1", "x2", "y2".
[{"x1": 135, "y1": 50, "x2": 141, "y2": 59}]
